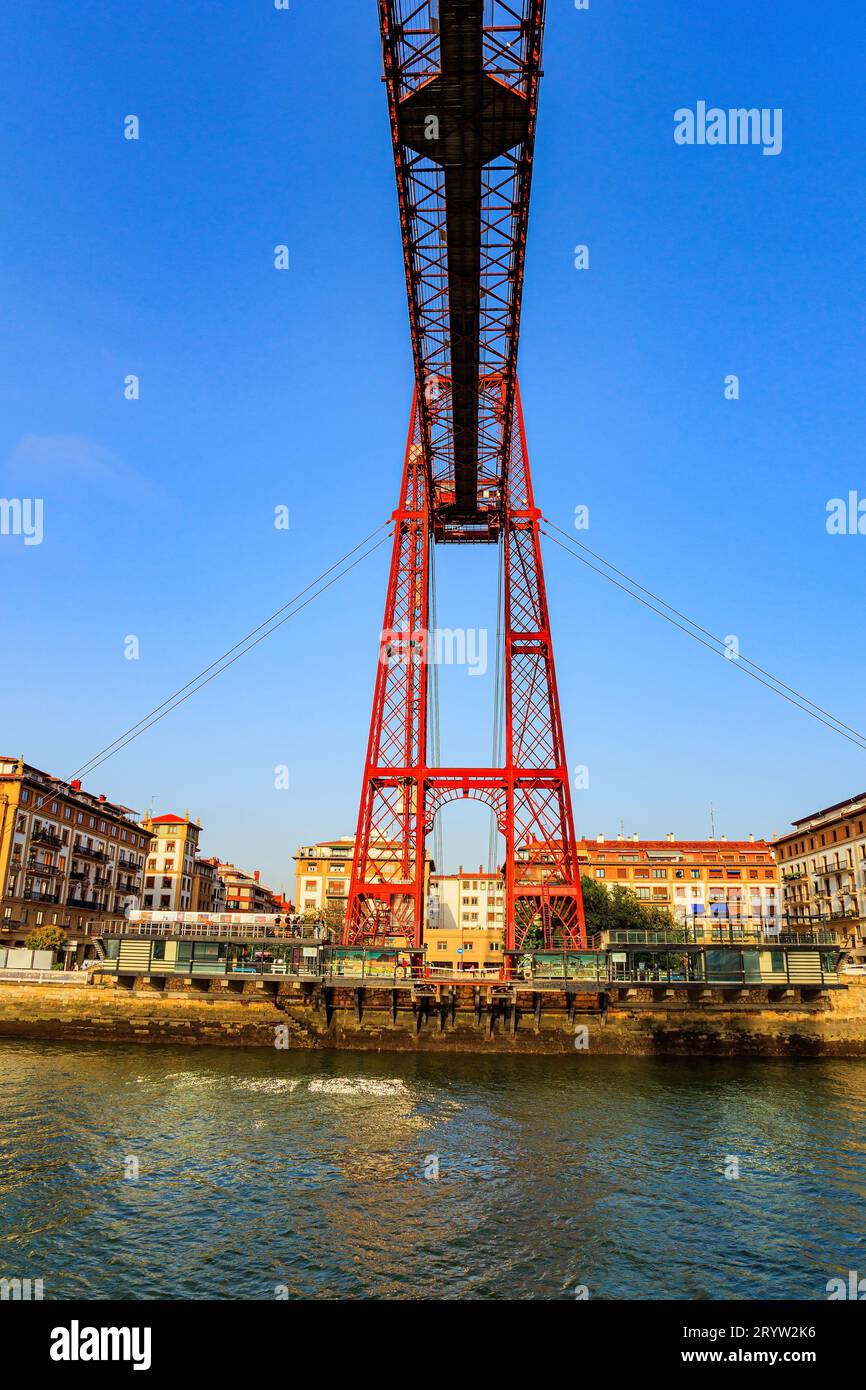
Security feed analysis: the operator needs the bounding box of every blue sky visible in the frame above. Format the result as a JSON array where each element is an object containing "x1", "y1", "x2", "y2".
[{"x1": 1, "y1": 0, "x2": 865, "y2": 892}]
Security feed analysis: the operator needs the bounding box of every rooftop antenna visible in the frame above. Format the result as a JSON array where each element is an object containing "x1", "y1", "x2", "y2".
[{"x1": 709, "y1": 803, "x2": 716, "y2": 839}]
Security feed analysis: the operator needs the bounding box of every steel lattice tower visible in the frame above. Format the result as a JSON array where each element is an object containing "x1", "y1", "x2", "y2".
[{"x1": 345, "y1": 0, "x2": 586, "y2": 954}]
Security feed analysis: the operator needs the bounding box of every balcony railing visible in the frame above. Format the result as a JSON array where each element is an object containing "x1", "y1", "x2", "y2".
[
  {"x1": 21, "y1": 891, "x2": 60, "y2": 903},
  {"x1": 66, "y1": 897, "x2": 106, "y2": 911},
  {"x1": 72, "y1": 844, "x2": 108, "y2": 862},
  {"x1": 31, "y1": 828, "x2": 63, "y2": 849},
  {"x1": 24, "y1": 860, "x2": 62, "y2": 876}
]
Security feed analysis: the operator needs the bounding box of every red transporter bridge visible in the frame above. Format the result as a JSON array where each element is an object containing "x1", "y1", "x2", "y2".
[{"x1": 344, "y1": 0, "x2": 585, "y2": 955}]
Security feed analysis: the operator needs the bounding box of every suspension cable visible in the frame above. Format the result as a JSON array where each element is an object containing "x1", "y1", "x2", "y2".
[
  {"x1": 66, "y1": 521, "x2": 393, "y2": 785},
  {"x1": 541, "y1": 520, "x2": 866, "y2": 754}
]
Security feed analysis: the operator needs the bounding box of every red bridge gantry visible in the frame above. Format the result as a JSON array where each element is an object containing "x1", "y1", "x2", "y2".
[{"x1": 345, "y1": 0, "x2": 586, "y2": 954}]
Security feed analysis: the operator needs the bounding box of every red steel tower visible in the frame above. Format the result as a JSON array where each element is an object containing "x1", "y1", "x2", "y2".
[{"x1": 345, "y1": 0, "x2": 585, "y2": 953}]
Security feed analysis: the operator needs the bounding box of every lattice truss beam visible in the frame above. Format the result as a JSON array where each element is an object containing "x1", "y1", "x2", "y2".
[{"x1": 379, "y1": 0, "x2": 544, "y2": 539}]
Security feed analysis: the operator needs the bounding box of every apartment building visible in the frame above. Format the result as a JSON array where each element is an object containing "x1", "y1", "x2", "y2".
[
  {"x1": 775, "y1": 793, "x2": 866, "y2": 963},
  {"x1": 191, "y1": 856, "x2": 226, "y2": 914},
  {"x1": 217, "y1": 861, "x2": 281, "y2": 913},
  {"x1": 426, "y1": 867, "x2": 505, "y2": 972},
  {"x1": 294, "y1": 836, "x2": 434, "y2": 923},
  {"x1": 295, "y1": 838, "x2": 356, "y2": 916},
  {"x1": 140, "y1": 812, "x2": 202, "y2": 912},
  {"x1": 576, "y1": 835, "x2": 781, "y2": 926},
  {"x1": 0, "y1": 755, "x2": 148, "y2": 959}
]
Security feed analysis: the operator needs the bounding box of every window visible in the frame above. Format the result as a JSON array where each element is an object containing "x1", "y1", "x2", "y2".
[
  {"x1": 652, "y1": 869, "x2": 666, "y2": 879},
  {"x1": 595, "y1": 869, "x2": 605, "y2": 878},
  {"x1": 761, "y1": 949, "x2": 784, "y2": 973}
]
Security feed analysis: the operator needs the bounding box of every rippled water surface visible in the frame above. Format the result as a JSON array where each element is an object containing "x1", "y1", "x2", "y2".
[{"x1": 1, "y1": 1042, "x2": 864, "y2": 1299}]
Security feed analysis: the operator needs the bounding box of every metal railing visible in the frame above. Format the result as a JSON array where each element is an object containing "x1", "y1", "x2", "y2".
[
  {"x1": 72, "y1": 844, "x2": 108, "y2": 862},
  {"x1": 115, "y1": 921, "x2": 308, "y2": 943},
  {"x1": 31, "y1": 829, "x2": 63, "y2": 848},
  {"x1": 0, "y1": 970, "x2": 91, "y2": 985}
]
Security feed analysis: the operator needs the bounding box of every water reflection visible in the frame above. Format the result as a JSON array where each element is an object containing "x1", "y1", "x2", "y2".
[{"x1": 0, "y1": 1043, "x2": 864, "y2": 1299}]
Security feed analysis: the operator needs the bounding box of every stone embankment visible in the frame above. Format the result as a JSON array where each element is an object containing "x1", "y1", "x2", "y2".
[{"x1": 0, "y1": 972, "x2": 865, "y2": 1056}]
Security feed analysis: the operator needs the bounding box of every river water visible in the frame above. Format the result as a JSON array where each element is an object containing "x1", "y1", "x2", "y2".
[{"x1": 1, "y1": 1041, "x2": 864, "y2": 1300}]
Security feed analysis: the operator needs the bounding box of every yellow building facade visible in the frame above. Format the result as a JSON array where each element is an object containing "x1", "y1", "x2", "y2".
[
  {"x1": 426, "y1": 869, "x2": 505, "y2": 972},
  {"x1": 141, "y1": 812, "x2": 202, "y2": 912}
]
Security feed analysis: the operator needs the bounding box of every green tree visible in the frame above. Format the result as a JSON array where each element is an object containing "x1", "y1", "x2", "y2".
[
  {"x1": 579, "y1": 874, "x2": 614, "y2": 936},
  {"x1": 579, "y1": 876, "x2": 678, "y2": 937},
  {"x1": 24, "y1": 925, "x2": 67, "y2": 954},
  {"x1": 521, "y1": 919, "x2": 544, "y2": 951}
]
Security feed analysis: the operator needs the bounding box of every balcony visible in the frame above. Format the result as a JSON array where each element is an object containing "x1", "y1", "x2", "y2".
[
  {"x1": 66, "y1": 897, "x2": 106, "y2": 912},
  {"x1": 31, "y1": 827, "x2": 63, "y2": 849},
  {"x1": 72, "y1": 843, "x2": 108, "y2": 863},
  {"x1": 21, "y1": 891, "x2": 60, "y2": 903},
  {"x1": 24, "y1": 860, "x2": 61, "y2": 877}
]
